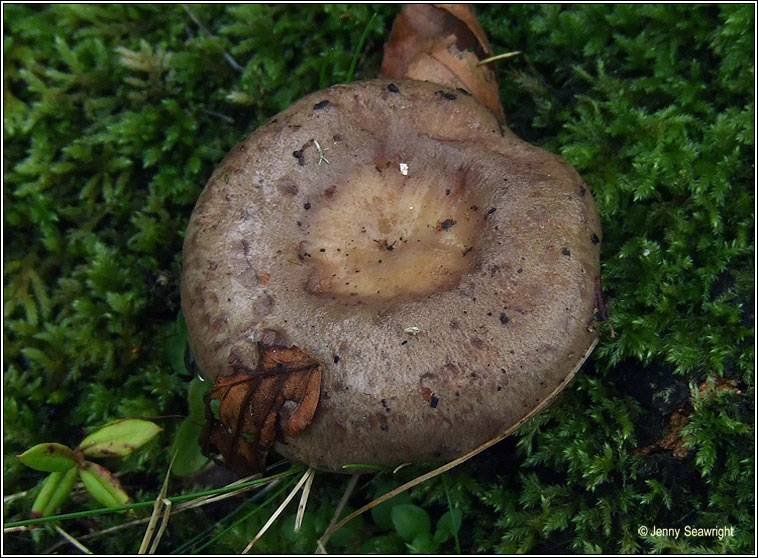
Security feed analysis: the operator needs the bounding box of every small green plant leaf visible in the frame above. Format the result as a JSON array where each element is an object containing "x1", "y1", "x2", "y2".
[
  {"x1": 391, "y1": 504, "x2": 432, "y2": 542},
  {"x1": 358, "y1": 533, "x2": 406, "y2": 554},
  {"x1": 408, "y1": 531, "x2": 440, "y2": 554},
  {"x1": 433, "y1": 508, "x2": 463, "y2": 543},
  {"x1": 326, "y1": 505, "x2": 365, "y2": 548},
  {"x1": 79, "y1": 461, "x2": 130, "y2": 508},
  {"x1": 170, "y1": 418, "x2": 209, "y2": 477},
  {"x1": 31, "y1": 467, "x2": 78, "y2": 518},
  {"x1": 188, "y1": 376, "x2": 212, "y2": 422},
  {"x1": 17, "y1": 442, "x2": 78, "y2": 472},
  {"x1": 79, "y1": 418, "x2": 162, "y2": 457},
  {"x1": 370, "y1": 479, "x2": 412, "y2": 530}
]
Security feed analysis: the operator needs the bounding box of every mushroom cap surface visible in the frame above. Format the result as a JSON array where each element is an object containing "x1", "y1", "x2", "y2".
[{"x1": 182, "y1": 79, "x2": 602, "y2": 473}]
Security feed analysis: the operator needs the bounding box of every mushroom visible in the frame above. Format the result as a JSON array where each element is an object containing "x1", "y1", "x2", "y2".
[{"x1": 181, "y1": 77, "x2": 602, "y2": 473}]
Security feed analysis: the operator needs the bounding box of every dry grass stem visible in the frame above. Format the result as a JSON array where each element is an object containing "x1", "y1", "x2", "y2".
[
  {"x1": 318, "y1": 340, "x2": 598, "y2": 548},
  {"x1": 138, "y1": 454, "x2": 175, "y2": 554},
  {"x1": 242, "y1": 468, "x2": 312, "y2": 554},
  {"x1": 148, "y1": 499, "x2": 173, "y2": 554}
]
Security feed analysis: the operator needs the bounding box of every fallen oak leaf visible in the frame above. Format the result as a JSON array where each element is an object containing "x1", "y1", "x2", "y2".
[
  {"x1": 200, "y1": 343, "x2": 323, "y2": 475},
  {"x1": 381, "y1": 3, "x2": 504, "y2": 123}
]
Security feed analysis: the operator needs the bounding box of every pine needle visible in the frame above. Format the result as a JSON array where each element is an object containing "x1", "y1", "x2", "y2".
[
  {"x1": 477, "y1": 51, "x2": 522, "y2": 65},
  {"x1": 54, "y1": 524, "x2": 93, "y2": 554},
  {"x1": 294, "y1": 467, "x2": 316, "y2": 532}
]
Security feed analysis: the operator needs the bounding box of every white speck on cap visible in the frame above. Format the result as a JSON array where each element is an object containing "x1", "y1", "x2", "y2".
[{"x1": 399, "y1": 162, "x2": 408, "y2": 176}]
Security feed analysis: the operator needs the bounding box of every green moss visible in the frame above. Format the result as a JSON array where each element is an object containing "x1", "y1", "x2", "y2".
[{"x1": 4, "y1": 4, "x2": 753, "y2": 554}]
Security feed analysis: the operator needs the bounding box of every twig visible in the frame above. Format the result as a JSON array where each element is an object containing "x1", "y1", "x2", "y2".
[{"x1": 4, "y1": 490, "x2": 29, "y2": 505}]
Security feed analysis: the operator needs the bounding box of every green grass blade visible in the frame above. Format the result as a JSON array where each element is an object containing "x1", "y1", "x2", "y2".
[{"x1": 346, "y1": 13, "x2": 377, "y2": 83}]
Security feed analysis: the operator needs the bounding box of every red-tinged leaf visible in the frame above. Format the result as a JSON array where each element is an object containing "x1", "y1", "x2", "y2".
[
  {"x1": 79, "y1": 418, "x2": 162, "y2": 458},
  {"x1": 18, "y1": 443, "x2": 79, "y2": 473},
  {"x1": 79, "y1": 461, "x2": 130, "y2": 509},
  {"x1": 200, "y1": 342, "x2": 323, "y2": 475}
]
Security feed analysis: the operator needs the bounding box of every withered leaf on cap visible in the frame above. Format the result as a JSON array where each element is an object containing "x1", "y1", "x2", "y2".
[
  {"x1": 199, "y1": 343, "x2": 322, "y2": 475},
  {"x1": 381, "y1": 3, "x2": 504, "y2": 123}
]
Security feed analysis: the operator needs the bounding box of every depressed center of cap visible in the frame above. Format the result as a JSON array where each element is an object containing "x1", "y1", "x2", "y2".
[{"x1": 300, "y1": 163, "x2": 481, "y2": 301}]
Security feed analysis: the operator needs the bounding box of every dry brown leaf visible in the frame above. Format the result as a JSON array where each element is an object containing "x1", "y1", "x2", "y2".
[
  {"x1": 434, "y1": 3, "x2": 493, "y2": 55},
  {"x1": 381, "y1": 3, "x2": 504, "y2": 123},
  {"x1": 200, "y1": 343, "x2": 323, "y2": 475}
]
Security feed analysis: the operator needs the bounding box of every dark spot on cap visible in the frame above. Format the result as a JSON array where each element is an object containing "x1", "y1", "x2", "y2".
[
  {"x1": 333, "y1": 134, "x2": 342, "y2": 141},
  {"x1": 380, "y1": 423, "x2": 389, "y2": 431},
  {"x1": 304, "y1": 202, "x2": 311, "y2": 210},
  {"x1": 276, "y1": 177, "x2": 299, "y2": 196},
  {"x1": 591, "y1": 233, "x2": 600, "y2": 244},
  {"x1": 440, "y1": 219, "x2": 456, "y2": 231},
  {"x1": 445, "y1": 188, "x2": 451, "y2": 195},
  {"x1": 430, "y1": 395, "x2": 439, "y2": 408},
  {"x1": 333, "y1": 355, "x2": 340, "y2": 364},
  {"x1": 486, "y1": 207, "x2": 497, "y2": 216},
  {"x1": 580, "y1": 186, "x2": 586, "y2": 196},
  {"x1": 387, "y1": 83, "x2": 399, "y2": 93},
  {"x1": 313, "y1": 100, "x2": 329, "y2": 110},
  {"x1": 562, "y1": 247, "x2": 571, "y2": 256},
  {"x1": 436, "y1": 90, "x2": 456, "y2": 101},
  {"x1": 401, "y1": 340, "x2": 408, "y2": 345},
  {"x1": 500, "y1": 312, "x2": 510, "y2": 324}
]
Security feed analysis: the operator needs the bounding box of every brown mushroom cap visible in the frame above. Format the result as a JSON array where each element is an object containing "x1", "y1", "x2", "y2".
[{"x1": 182, "y1": 79, "x2": 602, "y2": 473}]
